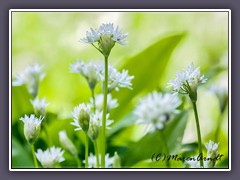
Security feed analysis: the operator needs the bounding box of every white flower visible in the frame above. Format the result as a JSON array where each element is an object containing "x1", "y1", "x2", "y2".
[
  {"x1": 36, "y1": 146, "x2": 65, "y2": 168},
  {"x1": 81, "y1": 23, "x2": 128, "y2": 45},
  {"x1": 83, "y1": 153, "x2": 114, "y2": 168},
  {"x1": 20, "y1": 114, "x2": 44, "y2": 144},
  {"x1": 12, "y1": 64, "x2": 45, "y2": 97},
  {"x1": 90, "y1": 94, "x2": 118, "y2": 111},
  {"x1": 205, "y1": 140, "x2": 219, "y2": 156},
  {"x1": 91, "y1": 110, "x2": 113, "y2": 129},
  {"x1": 88, "y1": 109, "x2": 113, "y2": 140},
  {"x1": 71, "y1": 103, "x2": 91, "y2": 132},
  {"x1": 168, "y1": 63, "x2": 207, "y2": 96},
  {"x1": 134, "y1": 92, "x2": 181, "y2": 132},
  {"x1": 205, "y1": 140, "x2": 219, "y2": 168},
  {"x1": 98, "y1": 63, "x2": 134, "y2": 92},
  {"x1": 30, "y1": 97, "x2": 49, "y2": 116},
  {"x1": 59, "y1": 130, "x2": 78, "y2": 157},
  {"x1": 70, "y1": 60, "x2": 100, "y2": 90},
  {"x1": 80, "y1": 23, "x2": 128, "y2": 57}
]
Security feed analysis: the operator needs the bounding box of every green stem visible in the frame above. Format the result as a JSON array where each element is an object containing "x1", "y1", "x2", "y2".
[
  {"x1": 159, "y1": 130, "x2": 170, "y2": 168},
  {"x1": 192, "y1": 101, "x2": 204, "y2": 168},
  {"x1": 75, "y1": 156, "x2": 81, "y2": 168},
  {"x1": 101, "y1": 55, "x2": 108, "y2": 168},
  {"x1": 214, "y1": 112, "x2": 223, "y2": 142},
  {"x1": 31, "y1": 144, "x2": 38, "y2": 168},
  {"x1": 93, "y1": 140, "x2": 100, "y2": 168},
  {"x1": 85, "y1": 133, "x2": 89, "y2": 168},
  {"x1": 91, "y1": 89, "x2": 96, "y2": 112},
  {"x1": 43, "y1": 123, "x2": 52, "y2": 146}
]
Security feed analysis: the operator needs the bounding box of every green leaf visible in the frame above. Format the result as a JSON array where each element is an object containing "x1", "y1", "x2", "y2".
[
  {"x1": 122, "y1": 111, "x2": 188, "y2": 167},
  {"x1": 12, "y1": 137, "x2": 34, "y2": 168},
  {"x1": 12, "y1": 86, "x2": 33, "y2": 125},
  {"x1": 111, "y1": 33, "x2": 186, "y2": 121}
]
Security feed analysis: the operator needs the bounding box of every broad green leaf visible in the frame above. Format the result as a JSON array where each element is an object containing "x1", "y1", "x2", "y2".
[
  {"x1": 12, "y1": 137, "x2": 34, "y2": 168},
  {"x1": 111, "y1": 33, "x2": 186, "y2": 121},
  {"x1": 122, "y1": 111, "x2": 188, "y2": 167},
  {"x1": 12, "y1": 86, "x2": 33, "y2": 124},
  {"x1": 108, "y1": 113, "x2": 136, "y2": 137}
]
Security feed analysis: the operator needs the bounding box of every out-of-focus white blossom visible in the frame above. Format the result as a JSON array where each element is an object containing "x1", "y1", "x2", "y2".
[
  {"x1": 83, "y1": 153, "x2": 114, "y2": 168},
  {"x1": 36, "y1": 146, "x2": 65, "y2": 168},
  {"x1": 12, "y1": 64, "x2": 45, "y2": 97},
  {"x1": 30, "y1": 97, "x2": 49, "y2": 116},
  {"x1": 70, "y1": 60, "x2": 100, "y2": 90},
  {"x1": 134, "y1": 91, "x2": 181, "y2": 132}
]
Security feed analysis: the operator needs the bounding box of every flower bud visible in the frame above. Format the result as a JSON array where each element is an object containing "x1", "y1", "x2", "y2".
[
  {"x1": 205, "y1": 140, "x2": 219, "y2": 168},
  {"x1": 20, "y1": 114, "x2": 44, "y2": 144},
  {"x1": 71, "y1": 103, "x2": 91, "y2": 133},
  {"x1": 98, "y1": 34, "x2": 115, "y2": 57},
  {"x1": 78, "y1": 109, "x2": 90, "y2": 133},
  {"x1": 88, "y1": 119, "x2": 100, "y2": 141},
  {"x1": 113, "y1": 152, "x2": 121, "y2": 168},
  {"x1": 59, "y1": 130, "x2": 78, "y2": 157}
]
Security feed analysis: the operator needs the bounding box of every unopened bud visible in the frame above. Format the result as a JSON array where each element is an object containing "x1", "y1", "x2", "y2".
[
  {"x1": 20, "y1": 114, "x2": 43, "y2": 144},
  {"x1": 113, "y1": 152, "x2": 121, "y2": 168},
  {"x1": 59, "y1": 130, "x2": 78, "y2": 157}
]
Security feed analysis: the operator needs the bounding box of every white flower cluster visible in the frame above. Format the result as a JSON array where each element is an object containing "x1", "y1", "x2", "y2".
[
  {"x1": 71, "y1": 103, "x2": 113, "y2": 133},
  {"x1": 70, "y1": 60, "x2": 134, "y2": 92},
  {"x1": 70, "y1": 60, "x2": 100, "y2": 90},
  {"x1": 168, "y1": 63, "x2": 207, "y2": 94},
  {"x1": 20, "y1": 114, "x2": 44, "y2": 144},
  {"x1": 81, "y1": 23, "x2": 128, "y2": 46},
  {"x1": 134, "y1": 91, "x2": 181, "y2": 132},
  {"x1": 205, "y1": 140, "x2": 219, "y2": 157},
  {"x1": 36, "y1": 146, "x2": 65, "y2": 168},
  {"x1": 71, "y1": 103, "x2": 91, "y2": 131},
  {"x1": 83, "y1": 153, "x2": 114, "y2": 168},
  {"x1": 30, "y1": 97, "x2": 49, "y2": 116},
  {"x1": 12, "y1": 64, "x2": 45, "y2": 97},
  {"x1": 98, "y1": 63, "x2": 134, "y2": 92}
]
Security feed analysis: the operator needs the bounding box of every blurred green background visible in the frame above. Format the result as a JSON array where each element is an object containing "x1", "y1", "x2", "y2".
[{"x1": 11, "y1": 11, "x2": 229, "y2": 168}]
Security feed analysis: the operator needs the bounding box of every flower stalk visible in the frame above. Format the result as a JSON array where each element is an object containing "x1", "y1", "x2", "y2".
[
  {"x1": 192, "y1": 101, "x2": 204, "y2": 168},
  {"x1": 101, "y1": 55, "x2": 109, "y2": 168},
  {"x1": 84, "y1": 133, "x2": 89, "y2": 168},
  {"x1": 93, "y1": 140, "x2": 100, "y2": 168},
  {"x1": 31, "y1": 144, "x2": 38, "y2": 168}
]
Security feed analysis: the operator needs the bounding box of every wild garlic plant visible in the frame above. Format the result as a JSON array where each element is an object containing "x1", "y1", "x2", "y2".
[
  {"x1": 13, "y1": 64, "x2": 46, "y2": 168},
  {"x1": 168, "y1": 62, "x2": 208, "y2": 168},
  {"x1": 70, "y1": 23, "x2": 133, "y2": 168},
  {"x1": 13, "y1": 64, "x2": 63, "y2": 168}
]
